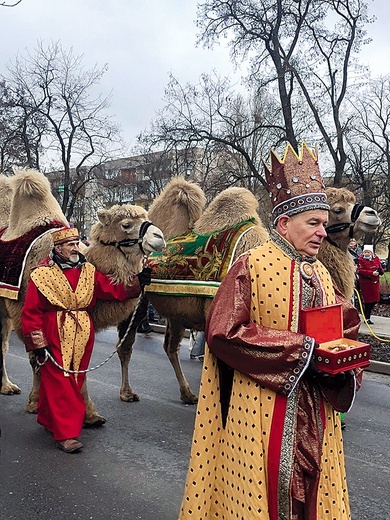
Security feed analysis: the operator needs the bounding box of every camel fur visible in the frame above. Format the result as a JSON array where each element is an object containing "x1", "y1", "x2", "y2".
[
  {"x1": 0, "y1": 174, "x2": 13, "y2": 228},
  {"x1": 0, "y1": 169, "x2": 165, "y2": 427},
  {"x1": 318, "y1": 187, "x2": 381, "y2": 300},
  {"x1": 148, "y1": 176, "x2": 206, "y2": 238},
  {"x1": 115, "y1": 178, "x2": 269, "y2": 405},
  {"x1": 114, "y1": 179, "x2": 381, "y2": 405}
]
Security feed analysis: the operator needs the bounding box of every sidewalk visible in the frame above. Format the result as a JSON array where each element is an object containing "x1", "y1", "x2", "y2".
[
  {"x1": 358, "y1": 314, "x2": 390, "y2": 338},
  {"x1": 358, "y1": 314, "x2": 390, "y2": 375}
]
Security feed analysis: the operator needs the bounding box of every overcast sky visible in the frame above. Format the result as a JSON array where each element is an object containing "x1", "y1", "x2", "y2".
[{"x1": 1, "y1": 0, "x2": 389, "y2": 150}]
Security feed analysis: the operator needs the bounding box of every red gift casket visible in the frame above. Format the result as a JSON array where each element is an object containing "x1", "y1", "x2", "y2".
[{"x1": 300, "y1": 304, "x2": 370, "y2": 374}]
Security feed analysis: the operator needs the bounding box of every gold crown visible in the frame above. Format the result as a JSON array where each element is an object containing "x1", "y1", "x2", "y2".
[
  {"x1": 51, "y1": 227, "x2": 79, "y2": 245},
  {"x1": 263, "y1": 142, "x2": 329, "y2": 223}
]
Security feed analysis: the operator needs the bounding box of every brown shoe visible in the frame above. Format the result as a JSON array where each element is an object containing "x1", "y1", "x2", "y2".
[{"x1": 57, "y1": 439, "x2": 84, "y2": 453}]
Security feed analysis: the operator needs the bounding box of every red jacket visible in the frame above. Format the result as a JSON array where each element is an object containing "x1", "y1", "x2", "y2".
[{"x1": 357, "y1": 254, "x2": 383, "y2": 303}]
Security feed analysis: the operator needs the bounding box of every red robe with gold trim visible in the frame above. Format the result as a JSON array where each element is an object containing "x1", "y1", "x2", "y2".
[{"x1": 21, "y1": 257, "x2": 141, "y2": 441}]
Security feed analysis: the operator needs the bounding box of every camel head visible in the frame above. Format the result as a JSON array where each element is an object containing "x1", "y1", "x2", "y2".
[
  {"x1": 87, "y1": 204, "x2": 165, "y2": 284},
  {"x1": 325, "y1": 187, "x2": 381, "y2": 251}
]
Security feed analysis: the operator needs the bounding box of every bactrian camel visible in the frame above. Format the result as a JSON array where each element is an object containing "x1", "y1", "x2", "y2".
[
  {"x1": 113, "y1": 177, "x2": 381, "y2": 406},
  {"x1": 0, "y1": 169, "x2": 165, "y2": 427}
]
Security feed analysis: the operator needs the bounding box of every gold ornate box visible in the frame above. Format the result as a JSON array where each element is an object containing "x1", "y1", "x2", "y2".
[{"x1": 300, "y1": 304, "x2": 370, "y2": 374}]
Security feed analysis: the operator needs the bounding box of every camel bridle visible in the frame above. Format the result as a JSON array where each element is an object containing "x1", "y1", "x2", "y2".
[
  {"x1": 325, "y1": 203, "x2": 364, "y2": 247},
  {"x1": 99, "y1": 220, "x2": 154, "y2": 256}
]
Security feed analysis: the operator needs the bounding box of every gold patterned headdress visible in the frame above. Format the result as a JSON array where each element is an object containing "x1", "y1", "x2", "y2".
[
  {"x1": 51, "y1": 227, "x2": 79, "y2": 245},
  {"x1": 263, "y1": 142, "x2": 330, "y2": 224}
]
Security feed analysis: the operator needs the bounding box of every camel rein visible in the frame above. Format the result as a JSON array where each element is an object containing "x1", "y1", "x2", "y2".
[
  {"x1": 35, "y1": 258, "x2": 150, "y2": 375},
  {"x1": 354, "y1": 288, "x2": 390, "y2": 343}
]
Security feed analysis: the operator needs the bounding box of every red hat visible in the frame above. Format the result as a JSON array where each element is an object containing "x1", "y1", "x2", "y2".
[
  {"x1": 51, "y1": 227, "x2": 79, "y2": 245},
  {"x1": 263, "y1": 142, "x2": 330, "y2": 224}
]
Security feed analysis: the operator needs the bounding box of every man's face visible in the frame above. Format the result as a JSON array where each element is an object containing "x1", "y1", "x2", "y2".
[
  {"x1": 55, "y1": 239, "x2": 80, "y2": 263},
  {"x1": 278, "y1": 210, "x2": 329, "y2": 257}
]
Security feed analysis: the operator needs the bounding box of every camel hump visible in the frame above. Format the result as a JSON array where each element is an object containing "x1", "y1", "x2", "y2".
[
  {"x1": 148, "y1": 176, "x2": 206, "y2": 239},
  {"x1": 10, "y1": 169, "x2": 52, "y2": 201},
  {"x1": 0, "y1": 175, "x2": 13, "y2": 227},
  {"x1": 194, "y1": 187, "x2": 261, "y2": 235}
]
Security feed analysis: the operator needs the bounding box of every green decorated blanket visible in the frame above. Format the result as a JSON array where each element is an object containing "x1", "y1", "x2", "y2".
[{"x1": 146, "y1": 219, "x2": 255, "y2": 298}]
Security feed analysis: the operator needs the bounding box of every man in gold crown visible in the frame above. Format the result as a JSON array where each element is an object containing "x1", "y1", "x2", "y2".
[
  {"x1": 21, "y1": 226, "x2": 152, "y2": 453},
  {"x1": 178, "y1": 143, "x2": 361, "y2": 520}
]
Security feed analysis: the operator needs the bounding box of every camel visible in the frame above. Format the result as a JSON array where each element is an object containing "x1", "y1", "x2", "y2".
[
  {"x1": 0, "y1": 170, "x2": 68, "y2": 397},
  {"x1": 0, "y1": 169, "x2": 165, "y2": 426},
  {"x1": 112, "y1": 177, "x2": 269, "y2": 405},
  {"x1": 318, "y1": 187, "x2": 381, "y2": 300},
  {"x1": 112, "y1": 177, "x2": 381, "y2": 406}
]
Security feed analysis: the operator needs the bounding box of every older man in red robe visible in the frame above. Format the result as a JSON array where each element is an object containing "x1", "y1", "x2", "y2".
[{"x1": 21, "y1": 226, "x2": 151, "y2": 453}]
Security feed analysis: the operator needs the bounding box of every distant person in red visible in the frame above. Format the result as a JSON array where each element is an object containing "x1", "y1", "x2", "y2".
[
  {"x1": 357, "y1": 244, "x2": 384, "y2": 324},
  {"x1": 21, "y1": 226, "x2": 151, "y2": 453}
]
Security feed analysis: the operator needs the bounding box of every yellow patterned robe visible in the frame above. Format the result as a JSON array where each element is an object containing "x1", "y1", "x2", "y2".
[{"x1": 179, "y1": 231, "x2": 360, "y2": 520}]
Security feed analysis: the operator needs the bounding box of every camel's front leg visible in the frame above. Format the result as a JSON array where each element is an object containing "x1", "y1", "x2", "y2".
[
  {"x1": 81, "y1": 378, "x2": 106, "y2": 427},
  {"x1": 26, "y1": 352, "x2": 40, "y2": 412},
  {"x1": 1, "y1": 318, "x2": 21, "y2": 395},
  {"x1": 165, "y1": 320, "x2": 198, "y2": 404},
  {"x1": 117, "y1": 319, "x2": 139, "y2": 402}
]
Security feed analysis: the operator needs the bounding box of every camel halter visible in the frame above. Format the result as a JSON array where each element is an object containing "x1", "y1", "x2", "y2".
[
  {"x1": 325, "y1": 203, "x2": 364, "y2": 246},
  {"x1": 99, "y1": 220, "x2": 153, "y2": 256}
]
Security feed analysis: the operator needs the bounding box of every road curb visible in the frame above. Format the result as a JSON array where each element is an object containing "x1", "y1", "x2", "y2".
[{"x1": 366, "y1": 360, "x2": 390, "y2": 376}]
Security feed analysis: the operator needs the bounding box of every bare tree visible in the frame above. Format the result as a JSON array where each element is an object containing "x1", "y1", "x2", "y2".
[
  {"x1": 4, "y1": 40, "x2": 125, "y2": 220},
  {"x1": 1, "y1": 1, "x2": 22, "y2": 6},
  {"x1": 196, "y1": 0, "x2": 371, "y2": 184},
  {"x1": 346, "y1": 75, "x2": 390, "y2": 266},
  {"x1": 0, "y1": 80, "x2": 35, "y2": 172},
  {"x1": 137, "y1": 71, "x2": 286, "y2": 194}
]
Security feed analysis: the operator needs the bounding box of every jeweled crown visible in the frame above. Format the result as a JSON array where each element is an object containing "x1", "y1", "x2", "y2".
[{"x1": 263, "y1": 142, "x2": 329, "y2": 223}]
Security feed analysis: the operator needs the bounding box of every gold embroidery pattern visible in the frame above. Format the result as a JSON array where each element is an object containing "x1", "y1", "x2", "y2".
[
  {"x1": 31, "y1": 263, "x2": 95, "y2": 378},
  {"x1": 278, "y1": 389, "x2": 299, "y2": 520}
]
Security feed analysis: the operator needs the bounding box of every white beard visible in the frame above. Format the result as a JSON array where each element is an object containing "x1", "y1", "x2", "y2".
[{"x1": 69, "y1": 253, "x2": 80, "y2": 263}]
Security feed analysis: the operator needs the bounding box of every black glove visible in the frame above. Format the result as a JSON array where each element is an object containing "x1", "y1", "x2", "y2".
[
  {"x1": 319, "y1": 369, "x2": 354, "y2": 387},
  {"x1": 137, "y1": 267, "x2": 152, "y2": 287},
  {"x1": 305, "y1": 355, "x2": 322, "y2": 379},
  {"x1": 34, "y1": 347, "x2": 50, "y2": 358}
]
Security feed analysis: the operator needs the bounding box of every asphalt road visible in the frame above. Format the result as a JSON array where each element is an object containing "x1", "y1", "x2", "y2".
[{"x1": 1, "y1": 328, "x2": 389, "y2": 520}]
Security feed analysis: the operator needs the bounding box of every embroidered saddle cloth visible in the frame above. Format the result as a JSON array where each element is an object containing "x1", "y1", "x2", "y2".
[
  {"x1": 146, "y1": 219, "x2": 255, "y2": 298},
  {"x1": 0, "y1": 221, "x2": 64, "y2": 300}
]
